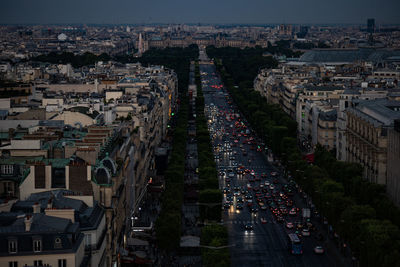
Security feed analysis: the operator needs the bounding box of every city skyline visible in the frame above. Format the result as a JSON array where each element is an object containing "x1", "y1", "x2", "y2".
[{"x1": 1, "y1": 0, "x2": 400, "y2": 25}]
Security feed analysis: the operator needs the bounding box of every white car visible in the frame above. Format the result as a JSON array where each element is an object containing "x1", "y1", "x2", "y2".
[
  {"x1": 314, "y1": 246, "x2": 324, "y2": 254},
  {"x1": 269, "y1": 185, "x2": 275, "y2": 190},
  {"x1": 302, "y1": 229, "x2": 311, "y2": 237},
  {"x1": 285, "y1": 222, "x2": 294, "y2": 229}
]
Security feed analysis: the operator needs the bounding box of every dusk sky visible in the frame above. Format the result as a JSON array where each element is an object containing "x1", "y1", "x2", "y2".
[{"x1": 1, "y1": 0, "x2": 399, "y2": 25}]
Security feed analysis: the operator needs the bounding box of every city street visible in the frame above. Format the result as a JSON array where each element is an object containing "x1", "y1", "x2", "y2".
[{"x1": 199, "y1": 49, "x2": 350, "y2": 267}]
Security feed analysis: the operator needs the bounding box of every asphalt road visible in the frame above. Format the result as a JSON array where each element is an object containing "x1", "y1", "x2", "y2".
[{"x1": 199, "y1": 54, "x2": 349, "y2": 267}]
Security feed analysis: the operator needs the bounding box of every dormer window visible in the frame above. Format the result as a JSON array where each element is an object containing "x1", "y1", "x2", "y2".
[
  {"x1": 33, "y1": 239, "x2": 42, "y2": 252},
  {"x1": 54, "y1": 237, "x2": 62, "y2": 248},
  {"x1": 8, "y1": 239, "x2": 17, "y2": 253}
]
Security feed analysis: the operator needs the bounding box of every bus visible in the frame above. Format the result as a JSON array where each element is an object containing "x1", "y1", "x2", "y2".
[{"x1": 287, "y1": 233, "x2": 303, "y2": 255}]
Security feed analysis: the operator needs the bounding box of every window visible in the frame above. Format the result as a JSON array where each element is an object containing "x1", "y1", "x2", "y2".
[
  {"x1": 58, "y1": 259, "x2": 67, "y2": 267},
  {"x1": 51, "y1": 167, "x2": 66, "y2": 188},
  {"x1": 85, "y1": 233, "x2": 92, "y2": 247},
  {"x1": 34, "y1": 260, "x2": 43, "y2": 267},
  {"x1": 8, "y1": 240, "x2": 17, "y2": 253},
  {"x1": 1, "y1": 165, "x2": 13, "y2": 175},
  {"x1": 8, "y1": 261, "x2": 17, "y2": 267},
  {"x1": 33, "y1": 239, "x2": 42, "y2": 252},
  {"x1": 54, "y1": 237, "x2": 62, "y2": 249}
]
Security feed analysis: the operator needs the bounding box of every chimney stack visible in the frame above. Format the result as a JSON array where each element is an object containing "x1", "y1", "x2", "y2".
[
  {"x1": 47, "y1": 198, "x2": 53, "y2": 209},
  {"x1": 24, "y1": 215, "x2": 32, "y2": 232},
  {"x1": 32, "y1": 202, "x2": 40, "y2": 214}
]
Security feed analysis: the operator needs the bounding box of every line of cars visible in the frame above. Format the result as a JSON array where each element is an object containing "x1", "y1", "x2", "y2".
[{"x1": 204, "y1": 70, "x2": 325, "y2": 256}]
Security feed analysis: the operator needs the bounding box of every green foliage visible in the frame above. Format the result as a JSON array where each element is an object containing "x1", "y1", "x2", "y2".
[
  {"x1": 199, "y1": 189, "x2": 222, "y2": 221},
  {"x1": 358, "y1": 219, "x2": 400, "y2": 267},
  {"x1": 155, "y1": 212, "x2": 181, "y2": 251},
  {"x1": 201, "y1": 224, "x2": 230, "y2": 267}
]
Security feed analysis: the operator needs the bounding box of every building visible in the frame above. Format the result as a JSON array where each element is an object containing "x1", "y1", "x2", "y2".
[
  {"x1": 346, "y1": 99, "x2": 400, "y2": 185},
  {"x1": 11, "y1": 190, "x2": 107, "y2": 267},
  {"x1": 0, "y1": 213, "x2": 85, "y2": 267},
  {"x1": 387, "y1": 119, "x2": 400, "y2": 207}
]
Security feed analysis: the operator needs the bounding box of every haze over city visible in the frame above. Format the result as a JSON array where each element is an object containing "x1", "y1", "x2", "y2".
[{"x1": 1, "y1": 0, "x2": 400, "y2": 25}]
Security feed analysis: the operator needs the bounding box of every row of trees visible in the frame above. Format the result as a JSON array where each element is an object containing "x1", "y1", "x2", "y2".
[
  {"x1": 194, "y1": 61, "x2": 230, "y2": 267},
  {"x1": 152, "y1": 47, "x2": 198, "y2": 251},
  {"x1": 209, "y1": 46, "x2": 400, "y2": 267}
]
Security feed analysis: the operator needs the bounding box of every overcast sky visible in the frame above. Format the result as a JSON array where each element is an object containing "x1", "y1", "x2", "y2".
[{"x1": 1, "y1": 0, "x2": 399, "y2": 25}]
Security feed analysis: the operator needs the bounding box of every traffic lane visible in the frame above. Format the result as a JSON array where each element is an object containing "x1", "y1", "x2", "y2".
[
  {"x1": 215, "y1": 130, "x2": 334, "y2": 264},
  {"x1": 225, "y1": 209, "x2": 306, "y2": 267}
]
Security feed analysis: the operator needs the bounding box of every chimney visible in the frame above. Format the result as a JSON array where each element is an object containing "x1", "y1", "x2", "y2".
[
  {"x1": 47, "y1": 198, "x2": 53, "y2": 209},
  {"x1": 32, "y1": 202, "x2": 40, "y2": 214},
  {"x1": 24, "y1": 215, "x2": 32, "y2": 232}
]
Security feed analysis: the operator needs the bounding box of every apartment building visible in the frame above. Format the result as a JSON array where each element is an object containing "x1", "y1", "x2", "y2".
[
  {"x1": 0, "y1": 213, "x2": 85, "y2": 267},
  {"x1": 346, "y1": 99, "x2": 400, "y2": 185},
  {"x1": 387, "y1": 120, "x2": 400, "y2": 207}
]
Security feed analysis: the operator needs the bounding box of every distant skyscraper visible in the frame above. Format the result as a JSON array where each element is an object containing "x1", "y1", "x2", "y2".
[{"x1": 367, "y1": 18, "x2": 375, "y2": 33}]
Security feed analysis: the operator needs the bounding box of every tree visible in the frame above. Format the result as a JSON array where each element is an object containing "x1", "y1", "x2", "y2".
[{"x1": 339, "y1": 205, "x2": 376, "y2": 242}]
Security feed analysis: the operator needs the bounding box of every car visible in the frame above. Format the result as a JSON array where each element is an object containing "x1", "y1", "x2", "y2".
[
  {"x1": 286, "y1": 222, "x2": 294, "y2": 229},
  {"x1": 223, "y1": 202, "x2": 231, "y2": 209},
  {"x1": 236, "y1": 203, "x2": 243, "y2": 210},
  {"x1": 302, "y1": 228, "x2": 311, "y2": 237},
  {"x1": 314, "y1": 246, "x2": 324, "y2": 254},
  {"x1": 289, "y1": 208, "x2": 297, "y2": 216},
  {"x1": 245, "y1": 223, "x2": 253, "y2": 230},
  {"x1": 261, "y1": 217, "x2": 267, "y2": 224},
  {"x1": 276, "y1": 216, "x2": 284, "y2": 223},
  {"x1": 250, "y1": 207, "x2": 258, "y2": 213},
  {"x1": 264, "y1": 181, "x2": 270, "y2": 186},
  {"x1": 226, "y1": 195, "x2": 234, "y2": 202},
  {"x1": 296, "y1": 222, "x2": 304, "y2": 230},
  {"x1": 269, "y1": 185, "x2": 275, "y2": 190}
]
